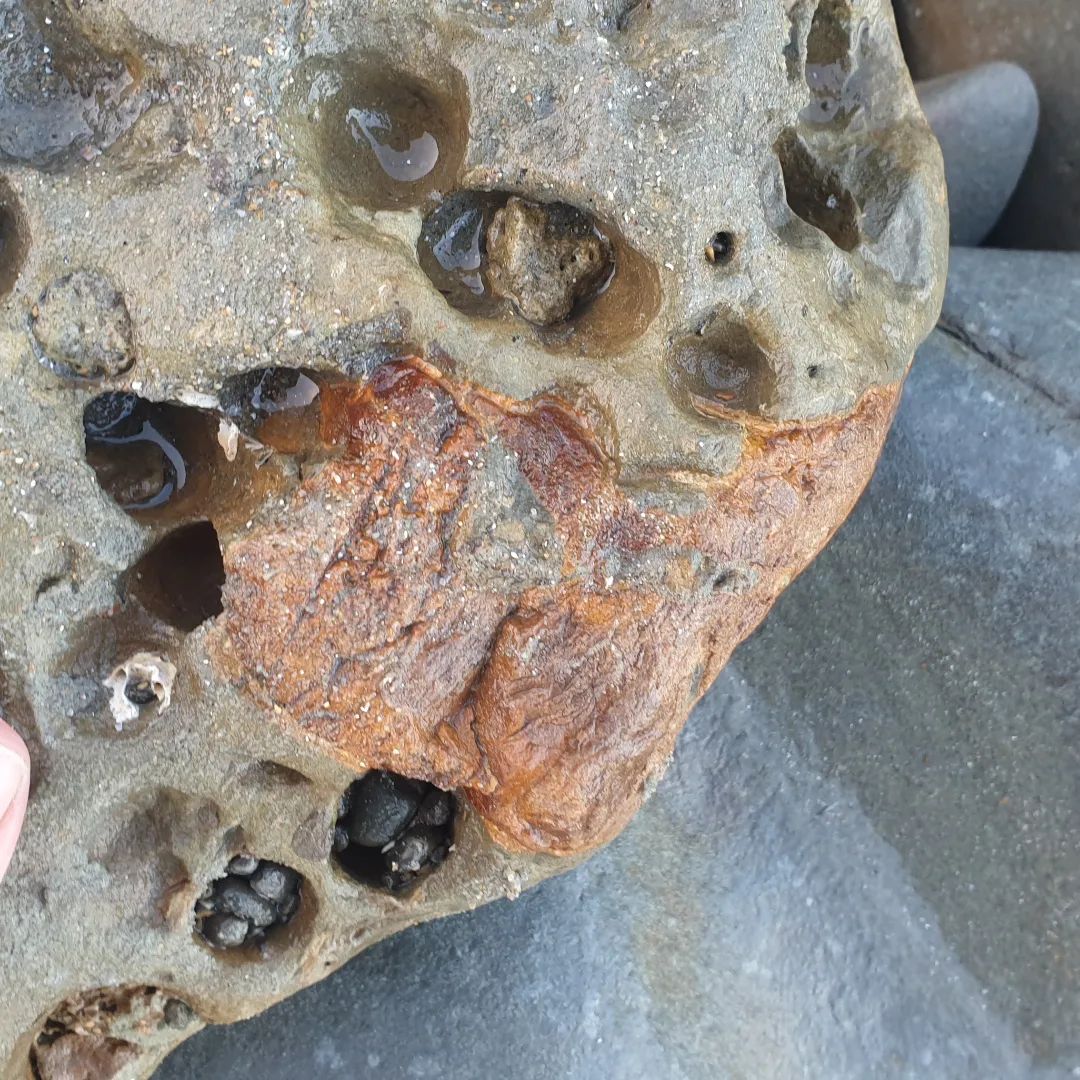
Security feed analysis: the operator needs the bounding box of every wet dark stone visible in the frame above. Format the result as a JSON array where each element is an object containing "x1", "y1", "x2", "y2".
[
  {"x1": 200, "y1": 913, "x2": 250, "y2": 950},
  {"x1": 216, "y1": 879, "x2": 278, "y2": 928},
  {"x1": 124, "y1": 678, "x2": 157, "y2": 706},
  {"x1": 414, "y1": 788, "x2": 451, "y2": 828},
  {"x1": 250, "y1": 863, "x2": 298, "y2": 904},
  {"x1": 162, "y1": 998, "x2": 196, "y2": 1030},
  {"x1": 344, "y1": 770, "x2": 423, "y2": 848},
  {"x1": 227, "y1": 854, "x2": 259, "y2": 876},
  {"x1": 333, "y1": 772, "x2": 455, "y2": 893}
]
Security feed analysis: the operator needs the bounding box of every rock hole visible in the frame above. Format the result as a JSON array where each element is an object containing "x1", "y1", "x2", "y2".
[
  {"x1": 802, "y1": 0, "x2": 869, "y2": 127},
  {"x1": 776, "y1": 131, "x2": 861, "y2": 251},
  {"x1": 30, "y1": 986, "x2": 196, "y2": 1080},
  {"x1": 704, "y1": 231, "x2": 736, "y2": 266},
  {"x1": 195, "y1": 854, "x2": 304, "y2": 951},
  {"x1": 0, "y1": 2, "x2": 150, "y2": 169},
  {"x1": 219, "y1": 365, "x2": 341, "y2": 458},
  {"x1": 290, "y1": 56, "x2": 468, "y2": 210},
  {"x1": 0, "y1": 179, "x2": 29, "y2": 300},
  {"x1": 807, "y1": 363, "x2": 821, "y2": 378},
  {"x1": 125, "y1": 521, "x2": 224, "y2": 632},
  {"x1": 82, "y1": 390, "x2": 294, "y2": 530},
  {"x1": 666, "y1": 320, "x2": 778, "y2": 419},
  {"x1": 418, "y1": 191, "x2": 659, "y2": 349},
  {"x1": 332, "y1": 770, "x2": 455, "y2": 894}
]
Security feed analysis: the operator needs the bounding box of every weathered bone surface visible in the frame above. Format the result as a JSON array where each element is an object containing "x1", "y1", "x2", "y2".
[{"x1": 0, "y1": 0, "x2": 946, "y2": 1074}]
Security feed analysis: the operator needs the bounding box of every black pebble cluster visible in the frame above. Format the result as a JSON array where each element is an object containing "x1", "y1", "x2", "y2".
[
  {"x1": 195, "y1": 855, "x2": 302, "y2": 950},
  {"x1": 333, "y1": 770, "x2": 454, "y2": 892}
]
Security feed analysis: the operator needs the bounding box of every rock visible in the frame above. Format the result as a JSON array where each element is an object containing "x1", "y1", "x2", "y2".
[
  {"x1": 916, "y1": 63, "x2": 1038, "y2": 246},
  {"x1": 199, "y1": 913, "x2": 250, "y2": 950},
  {"x1": 895, "y1": 0, "x2": 1080, "y2": 251},
  {"x1": 226, "y1": 854, "x2": 259, "y2": 877},
  {"x1": 343, "y1": 771, "x2": 422, "y2": 848},
  {"x1": 249, "y1": 863, "x2": 297, "y2": 904},
  {"x1": 0, "y1": 0, "x2": 946, "y2": 1074},
  {"x1": 215, "y1": 879, "x2": 278, "y2": 927},
  {"x1": 486, "y1": 197, "x2": 613, "y2": 325},
  {"x1": 161, "y1": 247, "x2": 1080, "y2": 1077},
  {"x1": 30, "y1": 270, "x2": 136, "y2": 380}
]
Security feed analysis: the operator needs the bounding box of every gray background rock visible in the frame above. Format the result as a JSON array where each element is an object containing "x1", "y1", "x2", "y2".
[
  {"x1": 158, "y1": 248, "x2": 1080, "y2": 1076},
  {"x1": 895, "y1": 0, "x2": 1080, "y2": 251},
  {"x1": 917, "y1": 63, "x2": 1038, "y2": 245}
]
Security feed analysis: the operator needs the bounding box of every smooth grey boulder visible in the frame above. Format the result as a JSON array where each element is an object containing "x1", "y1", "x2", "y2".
[
  {"x1": 159, "y1": 249, "x2": 1080, "y2": 1075},
  {"x1": 917, "y1": 63, "x2": 1039, "y2": 245}
]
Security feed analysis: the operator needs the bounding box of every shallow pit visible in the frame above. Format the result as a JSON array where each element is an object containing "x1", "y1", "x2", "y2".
[
  {"x1": 195, "y1": 853, "x2": 304, "y2": 952},
  {"x1": 418, "y1": 190, "x2": 660, "y2": 351},
  {"x1": 802, "y1": 0, "x2": 870, "y2": 128},
  {"x1": 333, "y1": 770, "x2": 455, "y2": 894},
  {"x1": 0, "y1": 179, "x2": 29, "y2": 299},
  {"x1": 82, "y1": 391, "x2": 292, "y2": 531},
  {"x1": 666, "y1": 319, "x2": 779, "y2": 419},
  {"x1": 776, "y1": 131, "x2": 861, "y2": 251},
  {"x1": 290, "y1": 55, "x2": 468, "y2": 211},
  {"x1": 125, "y1": 521, "x2": 225, "y2": 633}
]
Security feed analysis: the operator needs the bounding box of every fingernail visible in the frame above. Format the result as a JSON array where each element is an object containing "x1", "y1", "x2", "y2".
[{"x1": 0, "y1": 744, "x2": 28, "y2": 820}]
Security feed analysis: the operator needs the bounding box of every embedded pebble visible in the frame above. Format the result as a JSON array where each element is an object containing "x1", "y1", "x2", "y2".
[
  {"x1": 217, "y1": 879, "x2": 278, "y2": 927},
  {"x1": 227, "y1": 854, "x2": 259, "y2": 876},
  {"x1": 334, "y1": 771, "x2": 455, "y2": 892},
  {"x1": 345, "y1": 770, "x2": 422, "y2": 847},
  {"x1": 196, "y1": 856, "x2": 303, "y2": 949},
  {"x1": 250, "y1": 863, "x2": 297, "y2": 903},
  {"x1": 201, "y1": 913, "x2": 250, "y2": 950}
]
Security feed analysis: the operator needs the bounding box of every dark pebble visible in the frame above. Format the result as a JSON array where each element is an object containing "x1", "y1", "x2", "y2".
[
  {"x1": 216, "y1": 878, "x2": 278, "y2": 927},
  {"x1": 124, "y1": 678, "x2": 157, "y2": 706},
  {"x1": 332, "y1": 826, "x2": 350, "y2": 852},
  {"x1": 414, "y1": 788, "x2": 452, "y2": 828},
  {"x1": 250, "y1": 862, "x2": 298, "y2": 903},
  {"x1": 345, "y1": 771, "x2": 422, "y2": 847},
  {"x1": 194, "y1": 897, "x2": 215, "y2": 916},
  {"x1": 227, "y1": 853, "x2": 259, "y2": 876},
  {"x1": 387, "y1": 827, "x2": 441, "y2": 874},
  {"x1": 201, "y1": 913, "x2": 250, "y2": 949},
  {"x1": 277, "y1": 892, "x2": 300, "y2": 921},
  {"x1": 162, "y1": 998, "x2": 196, "y2": 1030}
]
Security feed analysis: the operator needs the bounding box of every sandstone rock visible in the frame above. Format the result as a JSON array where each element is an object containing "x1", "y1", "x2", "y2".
[{"x1": 0, "y1": 0, "x2": 945, "y2": 1074}]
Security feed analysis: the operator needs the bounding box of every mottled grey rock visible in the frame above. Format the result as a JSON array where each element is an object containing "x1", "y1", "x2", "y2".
[
  {"x1": 916, "y1": 63, "x2": 1038, "y2": 245},
  {"x1": 159, "y1": 247, "x2": 1080, "y2": 1077}
]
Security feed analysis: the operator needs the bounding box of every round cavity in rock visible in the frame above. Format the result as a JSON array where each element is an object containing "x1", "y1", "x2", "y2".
[
  {"x1": 125, "y1": 521, "x2": 225, "y2": 632},
  {"x1": 83, "y1": 393, "x2": 191, "y2": 513},
  {"x1": 195, "y1": 856, "x2": 303, "y2": 951},
  {"x1": 802, "y1": 0, "x2": 870, "y2": 128},
  {"x1": 704, "y1": 232, "x2": 736, "y2": 266},
  {"x1": 31, "y1": 986, "x2": 193, "y2": 1079},
  {"x1": 486, "y1": 196, "x2": 614, "y2": 326},
  {"x1": 30, "y1": 270, "x2": 135, "y2": 380},
  {"x1": 0, "y1": 179, "x2": 29, "y2": 300},
  {"x1": 219, "y1": 366, "x2": 327, "y2": 455},
  {"x1": 666, "y1": 321, "x2": 778, "y2": 419},
  {"x1": 418, "y1": 191, "x2": 659, "y2": 349},
  {"x1": 776, "y1": 131, "x2": 861, "y2": 251},
  {"x1": 417, "y1": 190, "x2": 507, "y2": 316},
  {"x1": 293, "y1": 58, "x2": 468, "y2": 210},
  {"x1": 333, "y1": 770, "x2": 455, "y2": 893}
]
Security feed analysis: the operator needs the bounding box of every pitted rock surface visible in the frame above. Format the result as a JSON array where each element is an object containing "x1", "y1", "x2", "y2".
[{"x1": 0, "y1": 0, "x2": 945, "y2": 1074}]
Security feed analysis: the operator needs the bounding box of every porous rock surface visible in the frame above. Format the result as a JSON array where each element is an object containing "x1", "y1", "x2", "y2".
[{"x1": 0, "y1": 0, "x2": 945, "y2": 1075}]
